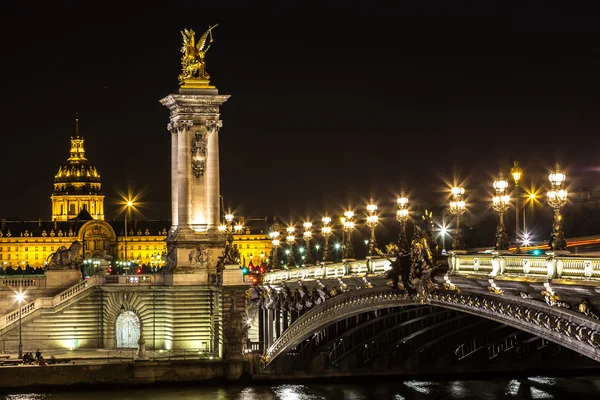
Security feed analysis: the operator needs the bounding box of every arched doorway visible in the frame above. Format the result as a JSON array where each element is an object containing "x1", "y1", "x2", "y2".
[{"x1": 116, "y1": 310, "x2": 140, "y2": 348}]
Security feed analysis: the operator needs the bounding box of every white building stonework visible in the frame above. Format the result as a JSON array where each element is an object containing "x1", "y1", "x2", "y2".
[{"x1": 160, "y1": 87, "x2": 230, "y2": 285}]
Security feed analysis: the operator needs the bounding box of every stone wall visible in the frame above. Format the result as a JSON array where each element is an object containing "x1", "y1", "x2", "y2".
[
  {"x1": 0, "y1": 359, "x2": 247, "y2": 390},
  {"x1": 1, "y1": 285, "x2": 223, "y2": 355}
]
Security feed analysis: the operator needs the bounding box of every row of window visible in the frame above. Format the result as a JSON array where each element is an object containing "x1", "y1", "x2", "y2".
[
  {"x1": 0, "y1": 247, "x2": 57, "y2": 252},
  {"x1": 0, "y1": 254, "x2": 45, "y2": 260}
]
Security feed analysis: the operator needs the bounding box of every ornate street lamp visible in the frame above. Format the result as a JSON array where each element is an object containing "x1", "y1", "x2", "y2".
[
  {"x1": 270, "y1": 233, "x2": 280, "y2": 270},
  {"x1": 342, "y1": 211, "x2": 355, "y2": 259},
  {"x1": 285, "y1": 226, "x2": 296, "y2": 268},
  {"x1": 219, "y1": 212, "x2": 242, "y2": 240},
  {"x1": 492, "y1": 173, "x2": 511, "y2": 250},
  {"x1": 269, "y1": 220, "x2": 282, "y2": 269},
  {"x1": 547, "y1": 164, "x2": 568, "y2": 250},
  {"x1": 365, "y1": 200, "x2": 379, "y2": 257},
  {"x1": 303, "y1": 221, "x2": 314, "y2": 265},
  {"x1": 448, "y1": 186, "x2": 466, "y2": 250},
  {"x1": 396, "y1": 195, "x2": 410, "y2": 251},
  {"x1": 511, "y1": 161, "x2": 523, "y2": 246},
  {"x1": 16, "y1": 291, "x2": 25, "y2": 359},
  {"x1": 321, "y1": 217, "x2": 333, "y2": 262}
]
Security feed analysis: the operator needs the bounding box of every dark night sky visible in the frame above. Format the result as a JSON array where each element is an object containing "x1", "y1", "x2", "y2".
[{"x1": 1, "y1": 1, "x2": 600, "y2": 226}]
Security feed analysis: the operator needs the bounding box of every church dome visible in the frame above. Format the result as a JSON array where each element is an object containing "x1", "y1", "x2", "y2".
[{"x1": 53, "y1": 120, "x2": 102, "y2": 196}]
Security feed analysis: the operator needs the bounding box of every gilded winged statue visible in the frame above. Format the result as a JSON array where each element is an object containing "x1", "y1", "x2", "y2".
[{"x1": 179, "y1": 24, "x2": 218, "y2": 85}]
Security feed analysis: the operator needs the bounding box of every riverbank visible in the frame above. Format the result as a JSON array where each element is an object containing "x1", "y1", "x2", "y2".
[{"x1": 0, "y1": 357, "x2": 598, "y2": 394}]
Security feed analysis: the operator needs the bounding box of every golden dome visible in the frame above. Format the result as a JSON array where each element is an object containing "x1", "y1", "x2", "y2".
[{"x1": 53, "y1": 118, "x2": 102, "y2": 196}]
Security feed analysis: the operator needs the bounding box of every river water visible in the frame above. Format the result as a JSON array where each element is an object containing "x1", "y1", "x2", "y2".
[{"x1": 2, "y1": 375, "x2": 600, "y2": 399}]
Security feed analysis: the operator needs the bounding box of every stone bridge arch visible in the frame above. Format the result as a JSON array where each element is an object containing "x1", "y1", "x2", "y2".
[{"x1": 265, "y1": 288, "x2": 600, "y2": 365}]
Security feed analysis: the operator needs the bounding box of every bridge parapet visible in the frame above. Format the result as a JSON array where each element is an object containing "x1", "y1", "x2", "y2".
[
  {"x1": 263, "y1": 258, "x2": 391, "y2": 285},
  {"x1": 448, "y1": 251, "x2": 600, "y2": 280}
]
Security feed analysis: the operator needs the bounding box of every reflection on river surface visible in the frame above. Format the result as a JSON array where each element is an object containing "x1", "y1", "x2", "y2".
[{"x1": 2, "y1": 375, "x2": 600, "y2": 399}]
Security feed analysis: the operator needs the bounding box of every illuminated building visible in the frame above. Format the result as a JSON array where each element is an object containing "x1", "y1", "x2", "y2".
[{"x1": 0, "y1": 120, "x2": 269, "y2": 271}]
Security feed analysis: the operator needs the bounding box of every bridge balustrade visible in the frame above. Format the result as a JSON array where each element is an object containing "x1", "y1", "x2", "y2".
[
  {"x1": 503, "y1": 256, "x2": 548, "y2": 277},
  {"x1": 450, "y1": 252, "x2": 600, "y2": 280},
  {"x1": 264, "y1": 258, "x2": 393, "y2": 285},
  {"x1": 102, "y1": 274, "x2": 163, "y2": 285}
]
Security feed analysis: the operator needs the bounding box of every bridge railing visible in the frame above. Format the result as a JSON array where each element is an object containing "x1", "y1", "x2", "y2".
[
  {"x1": 448, "y1": 251, "x2": 600, "y2": 280},
  {"x1": 0, "y1": 275, "x2": 103, "y2": 332},
  {"x1": 102, "y1": 274, "x2": 164, "y2": 285},
  {"x1": 263, "y1": 257, "x2": 393, "y2": 285}
]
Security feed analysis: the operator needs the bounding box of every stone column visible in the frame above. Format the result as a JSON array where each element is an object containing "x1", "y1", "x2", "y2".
[
  {"x1": 177, "y1": 120, "x2": 193, "y2": 230},
  {"x1": 170, "y1": 127, "x2": 179, "y2": 228},
  {"x1": 160, "y1": 88, "x2": 229, "y2": 234},
  {"x1": 205, "y1": 120, "x2": 222, "y2": 230},
  {"x1": 160, "y1": 87, "x2": 230, "y2": 285}
]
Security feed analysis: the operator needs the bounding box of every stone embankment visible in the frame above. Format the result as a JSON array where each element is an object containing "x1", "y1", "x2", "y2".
[{"x1": 0, "y1": 359, "x2": 250, "y2": 391}]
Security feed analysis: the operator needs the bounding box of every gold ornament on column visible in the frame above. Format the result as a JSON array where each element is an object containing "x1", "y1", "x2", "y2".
[{"x1": 179, "y1": 24, "x2": 219, "y2": 88}]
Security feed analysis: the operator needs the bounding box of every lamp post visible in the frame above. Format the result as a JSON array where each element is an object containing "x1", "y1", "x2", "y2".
[
  {"x1": 511, "y1": 161, "x2": 523, "y2": 247},
  {"x1": 16, "y1": 291, "x2": 24, "y2": 359},
  {"x1": 124, "y1": 200, "x2": 133, "y2": 263},
  {"x1": 285, "y1": 226, "x2": 296, "y2": 268},
  {"x1": 547, "y1": 164, "x2": 568, "y2": 250},
  {"x1": 342, "y1": 211, "x2": 355, "y2": 259},
  {"x1": 524, "y1": 191, "x2": 537, "y2": 241},
  {"x1": 492, "y1": 173, "x2": 511, "y2": 250},
  {"x1": 270, "y1": 233, "x2": 280, "y2": 270},
  {"x1": 448, "y1": 186, "x2": 466, "y2": 250},
  {"x1": 218, "y1": 212, "x2": 242, "y2": 239},
  {"x1": 321, "y1": 217, "x2": 333, "y2": 262},
  {"x1": 366, "y1": 200, "x2": 379, "y2": 257},
  {"x1": 269, "y1": 220, "x2": 282, "y2": 270},
  {"x1": 396, "y1": 195, "x2": 410, "y2": 251},
  {"x1": 440, "y1": 226, "x2": 448, "y2": 253},
  {"x1": 303, "y1": 222, "x2": 313, "y2": 265}
]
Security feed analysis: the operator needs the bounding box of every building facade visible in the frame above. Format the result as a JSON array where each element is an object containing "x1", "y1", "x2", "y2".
[{"x1": 0, "y1": 122, "x2": 270, "y2": 271}]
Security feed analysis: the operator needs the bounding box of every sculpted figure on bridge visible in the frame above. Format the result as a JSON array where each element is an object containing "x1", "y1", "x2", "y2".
[
  {"x1": 47, "y1": 241, "x2": 82, "y2": 269},
  {"x1": 377, "y1": 212, "x2": 439, "y2": 298},
  {"x1": 179, "y1": 25, "x2": 218, "y2": 85},
  {"x1": 408, "y1": 223, "x2": 439, "y2": 301}
]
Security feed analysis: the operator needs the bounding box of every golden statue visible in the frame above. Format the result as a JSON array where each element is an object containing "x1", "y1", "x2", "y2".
[{"x1": 179, "y1": 24, "x2": 218, "y2": 88}]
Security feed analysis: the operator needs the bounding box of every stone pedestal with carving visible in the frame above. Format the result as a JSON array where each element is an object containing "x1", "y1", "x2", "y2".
[
  {"x1": 160, "y1": 86, "x2": 230, "y2": 285},
  {"x1": 222, "y1": 291, "x2": 249, "y2": 361}
]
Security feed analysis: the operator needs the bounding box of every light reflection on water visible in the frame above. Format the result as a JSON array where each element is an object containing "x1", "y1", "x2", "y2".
[{"x1": 1, "y1": 375, "x2": 600, "y2": 400}]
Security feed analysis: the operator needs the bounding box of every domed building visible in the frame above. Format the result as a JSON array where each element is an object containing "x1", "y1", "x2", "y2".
[
  {"x1": 0, "y1": 117, "x2": 271, "y2": 272},
  {"x1": 51, "y1": 117, "x2": 104, "y2": 221}
]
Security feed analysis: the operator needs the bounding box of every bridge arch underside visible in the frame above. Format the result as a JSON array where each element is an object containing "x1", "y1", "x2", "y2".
[{"x1": 265, "y1": 289, "x2": 600, "y2": 375}]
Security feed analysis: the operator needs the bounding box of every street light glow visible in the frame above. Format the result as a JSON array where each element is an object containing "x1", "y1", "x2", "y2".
[{"x1": 15, "y1": 291, "x2": 25, "y2": 303}]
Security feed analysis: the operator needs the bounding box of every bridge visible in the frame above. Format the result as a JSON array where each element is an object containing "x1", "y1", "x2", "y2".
[{"x1": 254, "y1": 245, "x2": 600, "y2": 375}]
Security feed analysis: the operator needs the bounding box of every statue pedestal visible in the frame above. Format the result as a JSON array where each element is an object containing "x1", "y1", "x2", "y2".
[
  {"x1": 164, "y1": 229, "x2": 225, "y2": 286},
  {"x1": 222, "y1": 264, "x2": 251, "y2": 286},
  {"x1": 45, "y1": 269, "x2": 82, "y2": 290}
]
